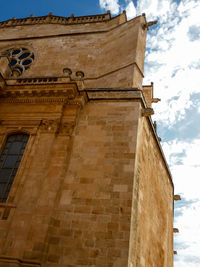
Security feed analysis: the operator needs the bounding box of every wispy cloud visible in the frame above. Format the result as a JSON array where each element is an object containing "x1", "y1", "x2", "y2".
[
  {"x1": 163, "y1": 139, "x2": 200, "y2": 266},
  {"x1": 139, "y1": 0, "x2": 200, "y2": 127},
  {"x1": 125, "y1": 1, "x2": 136, "y2": 19},
  {"x1": 174, "y1": 199, "x2": 200, "y2": 266},
  {"x1": 99, "y1": 0, "x2": 120, "y2": 14}
]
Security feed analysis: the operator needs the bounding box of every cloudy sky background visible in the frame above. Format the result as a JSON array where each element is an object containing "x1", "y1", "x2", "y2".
[{"x1": 1, "y1": 0, "x2": 200, "y2": 266}]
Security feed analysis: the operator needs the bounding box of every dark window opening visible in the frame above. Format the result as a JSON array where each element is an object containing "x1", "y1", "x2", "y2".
[
  {"x1": 22, "y1": 59, "x2": 32, "y2": 66},
  {"x1": 15, "y1": 66, "x2": 23, "y2": 73},
  {"x1": 19, "y1": 52, "x2": 31, "y2": 60},
  {"x1": 12, "y1": 49, "x2": 21, "y2": 55},
  {"x1": 0, "y1": 133, "x2": 29, "y2": 202},
  {"x1": 10, "y1": 59, "x2": 17, "y2": 66}
]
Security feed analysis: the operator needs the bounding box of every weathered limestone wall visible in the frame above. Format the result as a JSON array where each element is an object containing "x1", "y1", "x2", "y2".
[
  {"x1": 0, "y1": 98, "x2": 141, "y2": 267},
  {"x1": 0, "y1": 14, "x2": 147, "y2": 89},
  {"x1": 128, "y1": 116, "x2": 174, "y2": 267},
  {"x1": 0, "y1": 99, "x2": 80, "y2": 266},
  {"x1": 44, "y1": 101, "x2": 140, "y2": 266}
]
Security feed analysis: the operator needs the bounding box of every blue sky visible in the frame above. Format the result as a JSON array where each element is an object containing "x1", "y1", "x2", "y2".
[{"x1": 1, "y1": 0, "x2": 200, "y2": 266}]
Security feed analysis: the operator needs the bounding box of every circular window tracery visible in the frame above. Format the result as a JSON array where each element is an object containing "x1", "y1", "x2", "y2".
[{"x1": 5, "y1": 47, "x2": 35, "y2": 76}]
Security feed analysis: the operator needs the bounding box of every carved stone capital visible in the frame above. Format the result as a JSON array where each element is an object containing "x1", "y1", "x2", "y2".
[{"x1": 40, "y1": 119, "x2": 59, "y2": 133}]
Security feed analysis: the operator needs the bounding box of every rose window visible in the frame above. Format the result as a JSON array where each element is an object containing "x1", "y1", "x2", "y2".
[{"x1": 6, "y1": 48, "x2": 35, "y2": 76}]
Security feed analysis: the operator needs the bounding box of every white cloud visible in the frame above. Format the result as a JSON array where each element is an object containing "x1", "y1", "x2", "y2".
[
  {"x1": 139, "y1": 0, "x2": 200, "y2": 127},
  {"x1": 125, "y1": 1, "x2": 136, "y2": 20},
  {"x1": 162, "y1": 139, "x2": 200, "y2": 198},
  {"x1": 136, "y1": 0, "x2": 175, "y2": 21},
  {"x1": 162, "y1": 139, "x2": 200, "y2": 266},
  {"x1": 99, "y1": 0, "x2": 120, "y2": 15},
  {"x1": 174, "y1": 200, "x2": 200, "y2": 266}
]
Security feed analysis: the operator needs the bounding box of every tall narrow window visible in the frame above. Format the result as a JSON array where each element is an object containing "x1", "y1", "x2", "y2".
[{"x1": 0, "y1": 133, "x2": 29, "y2": 202}]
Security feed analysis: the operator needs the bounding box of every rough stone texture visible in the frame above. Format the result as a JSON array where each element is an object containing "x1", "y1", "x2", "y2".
[
  {"x1": 0, "y1": 13, "x2": 146, "y2": 89},
  {"x1": 0, "y1": 12, "x2": 174, "y2": 267},
  {"x1": 47, "y1": 101, "x2": 140, "y2": 267},
  {"x1": 142, "y1": 84, "x2": 153, "y2": 108},
  {"x1": 128, "y1": 116, "x2": 174, "y2": 267}
]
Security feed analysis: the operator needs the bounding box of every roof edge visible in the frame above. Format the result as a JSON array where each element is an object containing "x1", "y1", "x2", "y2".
[{"x1": 0, "y1": 11, "x2": 116, "y2": 28}]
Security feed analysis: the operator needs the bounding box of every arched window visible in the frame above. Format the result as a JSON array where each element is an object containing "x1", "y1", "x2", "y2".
[{"x1": 0, "y1": 133, "x2": 29, "y2": 202}]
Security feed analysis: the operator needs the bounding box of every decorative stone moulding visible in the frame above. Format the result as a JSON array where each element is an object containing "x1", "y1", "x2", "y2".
[
  {"x1": 63, "y1": 68, "x2": 85, "y2": 82},
  {"x1": 40, "y1": 119, "x2": 59, "y2": 133},
  {"x1": 76, "y1": 70, "x2": 84, "y2": 79},
  {"x1": 3, "y1": 48, "x2": 35, "y2": 77},
  {"x1": 16, "y1": 77, "x2": 58, "y2": 84},
  {"x1": 63, "y1": 68, "x2": 72, "y2": 78},
  {"x1": 0, "y1": 88, "x2": 76, "y2": 100},
  {"x1": 86, "y1": 88, "x2": 142, "y2": 100},
  {"x1": 0, "y1": 119, "x2": 40, "y2": 136},
  {"x1": 39, "y1": 119, "x2": 75, "y2": 136},
  {"x1": 0, "y1": 12, "x2": 111, "y2": 28}
]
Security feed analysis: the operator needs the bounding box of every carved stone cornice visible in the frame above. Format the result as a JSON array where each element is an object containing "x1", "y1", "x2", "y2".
[
  {"x1": 0, "y1": 80, "x2": 82, "y2": 104},
  {"x1": 39, "y1": 119, "x2": 59, "y2": 133},
  {"x1": 0, "y1": 119, "x2": 40, "y2": 135},
  {"x1": 0, "y1": 89, "x2": 75, "y2": 98},
  {"x1": 0, "y1": 118, "x2": 76, "y2": 136},
  {"x1": 0, "y1": 12, "x2": 111, "y2": 28},
  {"x1": 86, "y1": 88, "x2": 143, "y2": 100},
  {"x1": 39, "y1": 119, "x2": 75, "y2": 136},
  {"x1": 6, "y1": 77, "x2": 73, "y2": 85},
  {"x1": 0, "y1": 256, "x2": 40, "y2": 267}
]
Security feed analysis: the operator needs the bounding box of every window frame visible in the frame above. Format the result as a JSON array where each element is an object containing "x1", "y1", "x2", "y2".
[{"x1": 0, "y1": 132, "x2": 30, "y2": 202}]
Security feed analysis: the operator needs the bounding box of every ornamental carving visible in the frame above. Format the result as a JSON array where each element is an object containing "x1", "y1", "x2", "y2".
[
  {"x1": 2, "y1": 47, "x2": 35, "y2": 77},
  {"x1": 40, "y1": 119, "x2": 59, "y2": 133},
  {"x1": 0, "y1": 120, "x2": 39, "y2": 135},
  {"x1": 0, "y1": 12, "x2": 111, "y2": 29},
  {"x1": 39, "y1": 120, "x2": 75, "y2": 135}
]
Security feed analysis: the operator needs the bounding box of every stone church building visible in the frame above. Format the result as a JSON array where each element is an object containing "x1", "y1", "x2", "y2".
[{"x1": 0, "y1": 11, "x2": 174, "y2": 267}]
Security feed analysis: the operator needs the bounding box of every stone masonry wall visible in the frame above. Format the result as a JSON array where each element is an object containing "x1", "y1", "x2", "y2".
[
  {"x1": 0, "y1": 15, "x2": 147, "y2": 89},
  {"x1": 44, "y1": 101, "x2": 140, "y2": 266},
  {"x1": 0, "y1": 99, "x2": 141, "y2": 267},
  {"x1": 128, "y1": 116, "x2": 174, "y2": 267}
]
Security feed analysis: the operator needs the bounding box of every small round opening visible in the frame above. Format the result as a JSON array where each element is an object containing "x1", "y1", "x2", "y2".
[
  {"x1": 15, "y1": 66, "x2": 23, "y2": 73},
  {"x1": 10, "y1": 59, "x2": 17, "y2": 66},
  {"x1": 22, "y1": 59, "x2": 32, "y2": 66},
  {"x1": 19, "y1": 52, "x2": 31, "y2": 60},
  {"x1": 12, "y1": 49, "x2": 21, "y2": 55}
]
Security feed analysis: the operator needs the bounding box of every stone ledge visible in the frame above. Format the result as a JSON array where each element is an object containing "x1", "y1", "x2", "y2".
[
  {"x1": 0, "y1": 12, "x2": 111, "y2": 28},
  {"x1": 0, "y1": 256, "x2": 40, "y2": 266},
  {"x1": 86, "y1": 88, "x2": 142, "y2": 100}
]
